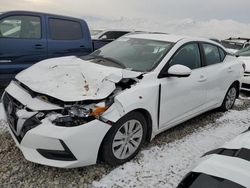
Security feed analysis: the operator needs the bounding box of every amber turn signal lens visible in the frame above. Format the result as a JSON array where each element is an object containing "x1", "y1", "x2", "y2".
[{"x1": 90, "y1": 106, "x2": 109, "y2": 117}]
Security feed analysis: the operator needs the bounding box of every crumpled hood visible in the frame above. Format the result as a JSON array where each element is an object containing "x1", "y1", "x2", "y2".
[
  {"x1": 16, "y1": 56, "x2": 142, "y2": 102},
  {"x1": 239, "y1": 56, "x2": 250, "y2": 72}
]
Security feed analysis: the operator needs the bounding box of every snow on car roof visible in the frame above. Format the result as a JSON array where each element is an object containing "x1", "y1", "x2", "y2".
[{"x1": 193, "y1": 154, "x2": 250, "y2": 187}]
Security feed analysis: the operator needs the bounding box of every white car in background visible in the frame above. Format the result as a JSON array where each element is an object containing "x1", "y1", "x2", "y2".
[
  {"x1": 91, "y1": 29, "x2": 130, "y2": 40},
  {"x1": 0, "y1": 33, "x2": 244, "y2": 168},
  {"x1": 221, "y1": 37, "x2": 250, "y2": 54},
  {"x1": 177, "y1": 128, "x2": 250, "y2": 188},
  {"x1": 235, "y1": 46, "x2": 250, "y2": 91}
]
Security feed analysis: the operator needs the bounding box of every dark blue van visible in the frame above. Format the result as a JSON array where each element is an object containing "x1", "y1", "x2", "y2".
[{"x1": 0, "y1": 11, "x2": 93, "y2": 82}]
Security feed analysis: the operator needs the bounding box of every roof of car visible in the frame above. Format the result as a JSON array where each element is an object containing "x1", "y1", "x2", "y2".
[
  {"x1": 126, "y1": 33, "x2": 213, "y2": 43},
  {"x1": 2, "y1": 10, "x2": 84, "y2": 22},
  {"x1": 127, "y1": 33, "x2": 186, "y2": 42},
  {"x1": 193, "y1": 154, "x2": 250, "y2": 187},
  {"x1": 222, "y1": 129, "x2": 250, "y2": 150}
]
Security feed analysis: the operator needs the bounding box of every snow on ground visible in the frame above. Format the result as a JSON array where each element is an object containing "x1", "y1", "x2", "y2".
[
  {"x1": 0, "y1": 120, "x2": 7, "y2": 133},
  {"x1": 93, "y1": 107, "x2": 250, "y2": 188},
  {"x1": 87, "y1": 17, "x2": 250, "y2": 39}
]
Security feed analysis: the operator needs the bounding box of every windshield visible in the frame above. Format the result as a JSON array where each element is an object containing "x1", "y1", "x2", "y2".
[
  {"x1": 236, "y1": 46, "x2": 250, "y2": 56},
  {"x1": 89, "y1": 37, "x2": 174, "y2": 72}
]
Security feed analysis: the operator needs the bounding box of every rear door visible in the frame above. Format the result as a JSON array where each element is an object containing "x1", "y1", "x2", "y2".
[
  {"x1": 46, "y1": 16, "x2": 92, "y2": 58},
  {"x1": 201, "y1": 43, "x2": 231, "y2": 107},
  {"x1": 0, "y1": 13, "x2": 47, "y2": 80}
]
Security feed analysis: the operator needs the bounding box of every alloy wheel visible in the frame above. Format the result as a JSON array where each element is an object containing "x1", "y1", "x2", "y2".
[
  {"x1": 225, "y1": 87, "x2": 237, "y2": 110},
  {"x1": 112, "y1": 120, "x2": 143, "y2": 160}
]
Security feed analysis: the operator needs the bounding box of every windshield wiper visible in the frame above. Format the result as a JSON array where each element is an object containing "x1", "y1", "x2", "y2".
[{"x1": 90, "y1": 54, "x2": 126, "y2": 68}]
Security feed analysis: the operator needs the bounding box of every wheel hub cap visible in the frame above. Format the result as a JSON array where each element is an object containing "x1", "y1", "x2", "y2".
[
  {"x1": 112, "y1": 119, "x2": 143, "y2": 160},
  {"x1": 225, "y1": 87, "x2": 237, "y2": 110}
]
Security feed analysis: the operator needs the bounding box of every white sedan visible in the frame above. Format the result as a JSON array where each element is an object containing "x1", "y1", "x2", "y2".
[
  {"x1": 0, "y1": 33, "x2": 244, "y2": 168},
  {"x1": 235, "y1": 46, "x2": 250, "y2": 91},
  {"x1": 177, "y1": 128, "x2": 250, "y2": 188}
]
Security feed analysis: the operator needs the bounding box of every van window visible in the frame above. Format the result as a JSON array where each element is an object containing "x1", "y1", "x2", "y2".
[
  {"x1": 0, "y1": 15, "x2": 41, "y2": 39},
  {"x1": 49, "y1": 18, "x2": 82, "y2": 40}
]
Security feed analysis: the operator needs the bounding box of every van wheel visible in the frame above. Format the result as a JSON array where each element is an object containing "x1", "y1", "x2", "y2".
[
  {"x1": 220, "y1": 84, "x2": 238, "y2": 111},
  {"x1": 101, "y1": 112, "x2": 147, "y2": 166}
]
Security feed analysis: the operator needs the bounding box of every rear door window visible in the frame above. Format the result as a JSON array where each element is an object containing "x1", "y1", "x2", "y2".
[
  {"x1": 219, "y1": 48, "x2": 226, "y2": 61},
  {"x1": 202, "y1": 43, "x2": 221, "y2": 65},
  {"x1": 0, "y1": 15, "x2": 41, "y2": 39},
  {"x1": 49, "y1": 18, "x2": 83, "y2": 40}
]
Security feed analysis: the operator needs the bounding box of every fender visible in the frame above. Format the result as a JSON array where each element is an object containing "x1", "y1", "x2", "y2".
[{"x1": 101, "y1": 81, "x2": 160, "y2": 138}]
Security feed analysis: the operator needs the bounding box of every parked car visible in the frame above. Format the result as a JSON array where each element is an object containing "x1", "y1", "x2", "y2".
[
  {"x1": 92, "y1": 30, "x2": 131, "y2": 49},
  {"x1": 177, "y1": 128, "x2": 250, "y2": 188},
  {"x1": 90, "y1": 29, "x2": 104, "y2": 38},
  {"x1": 0, "y1": 11, "x2": 111, "y2": 83},
  {"x1": 235, "y1": 46, "x2": 250, "y2": 91},
  {"x1": 221, "y1": 37, "x2": 250, "y2": 54},
  {"x1": 0, "y1": 33, "x2": 244, "y2": 168},
  {"x1": 209, "y1": 38, "x2": 222, "y2": 45},
  {"x1": 92, "y1": 30, "x2": 130, "y2": 40}
]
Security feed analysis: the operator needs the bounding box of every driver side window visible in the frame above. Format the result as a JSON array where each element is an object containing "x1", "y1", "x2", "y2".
[{"x1": 169, "y1": 43, "x2": 201, "y2": 70}]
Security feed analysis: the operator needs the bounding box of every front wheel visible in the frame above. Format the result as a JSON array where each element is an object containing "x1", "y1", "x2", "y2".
[
  {"x1": 101, "y1": 112, "x2": 147, "y2": 166},
  {"x1": 220, "y1": 84, "x2": 238, "y2": 111}
]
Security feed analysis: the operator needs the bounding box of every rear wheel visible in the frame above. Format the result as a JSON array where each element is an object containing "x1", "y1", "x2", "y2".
[
  {"x1": 220, "y1": 84, "x2": 238, "y2": 111},
  {"x1": 101, "y1": 112, "x2": 147, "y2": 166}
]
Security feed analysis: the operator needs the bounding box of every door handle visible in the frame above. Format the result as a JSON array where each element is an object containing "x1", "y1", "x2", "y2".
[
  {"x1": 228, "y1": 67, "x2": 233, "y2": 72},
  {"x1": 34, "y1": 44, "x2": 44, "y2": 49},
  {"x1": 198, "y1": 75, "x2": 207, "y2": 82},
  {"x1": 80, "y1": 45, "x2": 85, "y2": 48}
]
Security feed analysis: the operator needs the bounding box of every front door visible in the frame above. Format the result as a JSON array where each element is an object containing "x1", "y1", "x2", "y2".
[{"x1": 159, "y1": 43, "x2": 207, "y2": 129}]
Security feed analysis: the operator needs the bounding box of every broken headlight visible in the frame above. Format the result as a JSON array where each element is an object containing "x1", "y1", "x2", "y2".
[
  {"x1": 68, "y1": 106, "x2": 90, "y2": 118},
  {"x1": 52, "y1": 116, "x2": 88, "y2": 127},
  {"x1": 68, "y1": 102, "x2": 109, "y2": 118},
  {"x1": 53, "y1": 101, "x2": 111, "y2": 127}
]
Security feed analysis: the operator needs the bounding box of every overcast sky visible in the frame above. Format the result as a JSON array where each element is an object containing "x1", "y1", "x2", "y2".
[{"x1": 1, "y1": 0, "x2": 250, "y2": 23}]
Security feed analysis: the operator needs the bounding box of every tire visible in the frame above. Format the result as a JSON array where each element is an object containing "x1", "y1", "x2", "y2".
[
  {"x1": 220, "y1": 84, "x2": 238, "y2": 111},
  {"x1": 101, "y1": 111, "x2": 147, "y2": 166}
]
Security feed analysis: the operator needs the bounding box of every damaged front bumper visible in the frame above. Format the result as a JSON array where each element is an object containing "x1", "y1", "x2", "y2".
[
  {"x1": 9, "y1": 118, "x2": 110, "y2": 168},
  {"x1": 0, "y1": 83, "x2": 112, "y2": 168}
]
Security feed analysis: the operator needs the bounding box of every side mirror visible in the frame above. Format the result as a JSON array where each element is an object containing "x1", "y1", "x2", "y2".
[{"x1": 167, "y1": 64, "x2": 192, "y2": 77}]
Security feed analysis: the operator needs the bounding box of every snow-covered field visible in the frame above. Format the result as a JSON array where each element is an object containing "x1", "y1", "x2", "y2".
[
  {"x1": 86, "y1": 17, "x2": 250, "y2": 39},
  {"x1": 93, "y1": 99, "x2": 250, "y2": 188}
]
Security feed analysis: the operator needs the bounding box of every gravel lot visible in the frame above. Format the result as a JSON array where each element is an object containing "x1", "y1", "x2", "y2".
[{"x1": 0, "y1": 87, "x2": 250, "y2": 187}]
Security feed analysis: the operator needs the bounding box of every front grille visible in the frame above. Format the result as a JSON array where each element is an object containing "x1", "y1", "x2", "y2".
[
  {"x1": 2, "y1": 92, "x2": 41, "y2": 142},
  {"x1": 2, "y1": 93, "x2": 21, "y2": 133}
]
